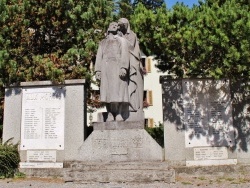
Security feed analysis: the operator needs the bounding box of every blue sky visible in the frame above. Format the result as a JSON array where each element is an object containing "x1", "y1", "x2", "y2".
[{"x1": 165, "y1": 0, "x2": 200, "y2": 8}]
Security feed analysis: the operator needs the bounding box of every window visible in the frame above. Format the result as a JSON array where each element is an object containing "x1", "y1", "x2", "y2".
[
  {"x1": 143, "y1": 90, "x2": 153, "y2": 107},
  {"x1": 145, "y1": 118, "x2": 154, "y2": 128},
  {"x1": 141, "y1": 57, "x2": 151, "y2": 74},
  {"x1": 141, "y1": 57, "x2": 146, "y2": 68},
  {"x1": 146, "y1": 57, "x2": 152, "y2": 73}
]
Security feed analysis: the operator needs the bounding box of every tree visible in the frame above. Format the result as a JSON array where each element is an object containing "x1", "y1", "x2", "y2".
[
  {"x1": 0, "y1": 0, "x2": 116, "y2": 133},
  {"x1": 0, "y1": 0, "x2": 116, "y2": 84},
  {"x1": 116, "y1": 0, "x2": 165, "y2": 20},
  {"x1": 131, "y1": 0, "x2": 250, "y2": 81},
  {"x1": 116, "y1": 0, "x2": 133, "y2": 19},
  {"x1": 133, "y1": 0, "x2": 165, "y2": 10}
]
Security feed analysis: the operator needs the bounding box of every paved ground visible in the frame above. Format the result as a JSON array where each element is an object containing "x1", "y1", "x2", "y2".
[
  {"x1": 1, "y1": 175, "x2": 250, "y2": 188},
  {"x1": 2, "y1": 165, "x2": 250, "y2": 188}
]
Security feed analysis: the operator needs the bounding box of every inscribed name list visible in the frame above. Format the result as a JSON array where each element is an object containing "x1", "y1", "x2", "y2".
[
  {"x1": 21, "y1": 87, "x2": 65, "y2": 150},
  {"x1": 183, "y1": 79, "x2": 234, "y2": 147}
]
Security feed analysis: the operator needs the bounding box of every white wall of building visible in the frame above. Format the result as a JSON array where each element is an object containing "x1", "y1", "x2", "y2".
[{"x1": 143, "y1": 56, "x2": 169, "y2": 127}]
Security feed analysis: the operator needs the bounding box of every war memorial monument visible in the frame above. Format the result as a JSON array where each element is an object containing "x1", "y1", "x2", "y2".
[{"x1": 2, "y1": 18, "x2": 250, "y2": 184}]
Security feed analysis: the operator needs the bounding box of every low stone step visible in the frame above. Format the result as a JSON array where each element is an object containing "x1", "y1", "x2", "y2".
[
  {"x1": 69, "y1": 161, "x2": 170, "y2": 170},
  {"x1": 63, "y1": 162, "x2": 175, "y2": 183}
]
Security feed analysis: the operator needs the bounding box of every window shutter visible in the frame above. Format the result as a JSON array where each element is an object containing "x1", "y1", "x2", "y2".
[
  {"x1": 146, "y1": 58, "x2": 152, "y2": 73},
  {"x1": 144, "y1": 118, "x2": 154, "y2": 128},
  {"x1": 147, "y1": 90, "x2": 153, "y2": 106},
  {"x1": 149, "y1": 118, "x2": 154, "y2": 128}
]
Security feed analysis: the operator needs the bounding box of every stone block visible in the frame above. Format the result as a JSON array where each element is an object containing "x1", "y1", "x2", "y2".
[
  {"x1": 64, "y1": 162, "x2": 175, "y2": 183},
  {"x1": 78, "y1": 121, "x2": 163, "y2": 162},
  {"x1": 160, "y1": 77, "x2": 246, "y2": 166},
  {"x1": 93, "y1": 121, "x2": 144, "y2": 130},
  {"x1": 3, "y1": 80, "x2": 86, "y2": 167},
  {"x1": 97, "y1": 110, "x2": 144, "y2": 122},
  {"x1": 3, "y1": 88, "x2": 22, "y2": 144}
]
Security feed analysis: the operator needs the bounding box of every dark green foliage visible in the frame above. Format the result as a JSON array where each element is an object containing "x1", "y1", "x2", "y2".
[
  {"x1": 145, "y1": 124, "x2": 164, "y2": 147},
  {"x1": 0, "y1": 138, "x2": 20, "y2": 178},
  {"x1": 133, "y1": 0, "x2": 165, "y2": 10},
  {"x1": 116, "y1": 0, "x2": 165, "y2": 20},
  {"x1": 0, "y1": 0, "x2": 115, "y2": 84},
  {"x1": 0, "y1": 0, "x2": 116, "y2": 124},
  {"x1": 131, "y1": 0, "x2": 250, "y2": 82},
  {"x1": 116, "y1": 0, "x2": 133, "y2": 19}
]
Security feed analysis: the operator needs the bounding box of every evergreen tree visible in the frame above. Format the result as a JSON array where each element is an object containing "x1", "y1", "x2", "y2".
[
  {"x1": 116, "y1": 0, "x2": 165, "y2": 19},
  {"x1": 0, "y1": 0, "x2": 115, "y2": 129},
  {"x1": 131, "y1": 0, "x2": 250, "y2": 81},
  {"x1": 133, "y1": 0, "x2": 165, "y2": 10},
  {"x1": 116, "y1": 0, "x2": 133, "y2": 19}
]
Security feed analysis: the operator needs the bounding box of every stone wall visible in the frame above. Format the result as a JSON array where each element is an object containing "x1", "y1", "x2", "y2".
[
  {"x1": 3, "y1": 79, "x2": 86, "y2": 167},
  {"x1": 161, "y1": 77, "x2": 249, "y2": 166}
]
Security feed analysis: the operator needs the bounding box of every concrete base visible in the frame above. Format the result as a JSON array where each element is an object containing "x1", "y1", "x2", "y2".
[
  {"x1": 77, "y1": 121, "x2": 163, "y2": 162},
  {"x1": 20, "y1": 164, "x2": 250, "y2": 185},
  {"x1": 19, "y1": 168, "x2": 64, "y2": 178},
  {"x1": 97, "y1": 110, "x2": 144, "y2": 122},
  {"x1": 64, "y1": 162, "x2": 175, "y2": 183},
  {"x1": 93, "y1": 121, "x2": 144, "y2": 130}
]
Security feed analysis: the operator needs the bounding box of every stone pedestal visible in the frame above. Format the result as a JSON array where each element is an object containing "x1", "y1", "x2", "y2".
[
  {"x1": 97, "y1": 110, "x2": 144, "y2": 122},
  {"x1": 64, "y1": 121, "x2": 171, "y2": 183},
  {"x1": 77, "y1": 121, "x2": 163, "y2": 162}
]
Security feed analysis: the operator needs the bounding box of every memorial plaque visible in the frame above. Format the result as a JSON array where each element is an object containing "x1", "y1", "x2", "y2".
[
  {"x1": 19, "y1": 162, "x2": 63, "y2": 168},
  {"x1": 194, "y1": 147, "x2": 228, "y2": 160},
  {"x1": 183, "y1": 79, "x2": 234, "y2": 147},
  {"x1": 206, "y1": 80, "x2": 234, "y2": 147},
  {"x1": 186, "y1": 159, "x2": 237, "y2": 167},
  {"x1": 21, "y1": 87, "x2": 65, "y2": 150},
  {"x1": 183, "y1": 80, "x2": 209, "y2": 147},
  {"x1": 27, "y1": 150, "x2": 57, "y2": 162}
]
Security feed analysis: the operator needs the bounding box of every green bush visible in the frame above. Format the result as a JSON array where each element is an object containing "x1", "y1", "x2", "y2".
[
  {"x1": 145, "y1": 124, "x2": 164, "y2": 148},
  {"x1": 0, "y1": 138, "x2": 20, "y2": 178}
]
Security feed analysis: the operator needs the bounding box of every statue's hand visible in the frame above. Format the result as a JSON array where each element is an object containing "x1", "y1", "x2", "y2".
[
  {"x1": 119, "y1": 68, "x2": 127, "y2": 79},
  {"x1": 95, "y1": 72, "x2": 101, "y2": 80}
]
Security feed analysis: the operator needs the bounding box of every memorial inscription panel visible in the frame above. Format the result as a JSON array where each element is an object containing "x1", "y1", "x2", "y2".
[
  {"x1": 162, "y1": 79, "x2": 234, "y2": 148},
  {"x1": 183, "y1": 79, "x2": 234, "y2": 147},
  {"x1": 194, "y1": 147, "x2": 228, "y2": 160},
  {"x1": 21, "y1": 87, "x2": 65, "y2": 150},
  {"x1": 27, "y1": 150, "x2": 57, "y2": 162}
]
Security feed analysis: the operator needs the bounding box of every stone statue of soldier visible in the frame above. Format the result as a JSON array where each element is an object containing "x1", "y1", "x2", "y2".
[{"x1": 95, "y1": 22, "x2": 130, "y2": 121}]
